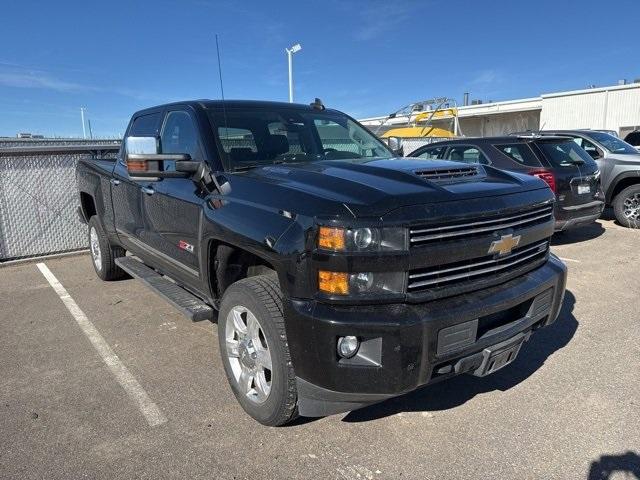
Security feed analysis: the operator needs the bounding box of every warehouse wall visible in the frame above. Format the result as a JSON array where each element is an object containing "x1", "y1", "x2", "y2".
[
  {"x1": 456, "y1": 111, "x2": 540, "y2": 136},
  {"x1": 540, "y1": 84, "x2": 640, "y2": 132}
]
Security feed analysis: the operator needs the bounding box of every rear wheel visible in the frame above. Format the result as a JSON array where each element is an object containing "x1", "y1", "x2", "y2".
[
  {"x1": 613, "y1": 184, "x2": 640, "y2": 228},
  {"x1": 88, "y1": 216, "x2": 127, "y2": 280},
  {"x1": 218, "y1": 275, "x2": 298, "y2": 426}
]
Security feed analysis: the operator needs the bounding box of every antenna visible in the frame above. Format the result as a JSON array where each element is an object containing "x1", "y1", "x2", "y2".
[{"x1": 215, "y1": 34, "x2": 229, "y2": 144}]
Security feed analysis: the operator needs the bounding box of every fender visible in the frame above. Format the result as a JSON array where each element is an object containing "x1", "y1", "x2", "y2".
[
  {"x1": 200, "y1": 195, "x2": 299, "y2": 300},
  {"x1": 606, "y1": 170, "x2": 640, "y2": 203}
]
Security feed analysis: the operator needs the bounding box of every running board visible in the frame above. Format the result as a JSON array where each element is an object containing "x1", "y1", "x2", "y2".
[{"x1": 115, "y1": 257, "x2": 214, "y2": 322}]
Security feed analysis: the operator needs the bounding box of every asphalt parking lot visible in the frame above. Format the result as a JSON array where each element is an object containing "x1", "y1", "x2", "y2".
[{"x1": 1, "y1": 213, "x2": 639, "y2": 480}]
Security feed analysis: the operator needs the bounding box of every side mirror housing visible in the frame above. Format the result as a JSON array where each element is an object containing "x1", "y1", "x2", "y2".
[
  {"x1": 387, "y1": 136, "x2": 404, "y2": 157},
  {"x1": 125, "y1": 136, "x2": 193, "y2": 179}
]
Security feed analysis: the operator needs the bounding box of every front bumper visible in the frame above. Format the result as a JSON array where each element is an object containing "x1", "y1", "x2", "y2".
[
  {"x1": 554, "y1": 200, "x2": 604, "y2": 231},
  {"x1": 285, "y1": 255, "x2": 567, "y2": 417}
]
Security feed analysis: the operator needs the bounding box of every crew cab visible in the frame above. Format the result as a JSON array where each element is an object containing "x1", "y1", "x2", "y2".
[{"x1": 76, "y1": 100, "x2": 567, "y2": 426}]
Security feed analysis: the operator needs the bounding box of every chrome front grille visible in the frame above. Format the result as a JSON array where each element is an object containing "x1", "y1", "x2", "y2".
[
  {"x1": 408, "y1": 240, "x2": 549, "y2": 292},
  {"x1": 414, "y1": 166, "x2": 479, "y2": 181},
  {"x1": 410, "y1": 204, "x2": 553, "y2": 246}
]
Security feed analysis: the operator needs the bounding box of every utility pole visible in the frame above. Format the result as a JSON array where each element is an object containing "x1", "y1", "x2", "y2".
[{"x1": 80, "y1": 107, "x2": 86, "y2": 139}]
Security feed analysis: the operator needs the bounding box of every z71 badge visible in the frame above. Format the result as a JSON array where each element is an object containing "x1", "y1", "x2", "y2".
[{"x1": 178, "y1": 240, "x2": 195, "y2": 253}]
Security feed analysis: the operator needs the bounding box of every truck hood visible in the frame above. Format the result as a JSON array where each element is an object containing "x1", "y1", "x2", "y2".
[{"x1": 226, "y1": 157, "x2": 550, "y2": 218}]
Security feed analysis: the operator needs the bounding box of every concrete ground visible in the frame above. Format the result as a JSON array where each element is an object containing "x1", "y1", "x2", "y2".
[{"x1": 1, "y1": 214, "x2": 639, "y2": 480}]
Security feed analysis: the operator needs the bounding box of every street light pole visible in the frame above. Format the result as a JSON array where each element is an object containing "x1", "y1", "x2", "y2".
[
  {"x1": 80, "y1": 107, "x2": 86, "y2": 139},
  {"x1": 285, "y1": 43, "x2": 301, "y2": 103}
]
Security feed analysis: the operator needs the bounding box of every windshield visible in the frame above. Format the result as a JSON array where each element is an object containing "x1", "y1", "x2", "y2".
[
  {"x1": 207, "y1": 108, "x2": 393, "y2": 171},
  {"x1": 585, "y1": 131, "x2": 638, "y2": 154},
  {"x1": 537, "y1": 139, "x2": 597, "y2": 169}
]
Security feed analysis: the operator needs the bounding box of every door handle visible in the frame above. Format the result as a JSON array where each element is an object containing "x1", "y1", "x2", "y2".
[
  {"x1": 141, "y1": 186, "x2": 155, "y2": 195},
  {"x1": 110, "y1": 179, "x2": 120, "y2": 186}
]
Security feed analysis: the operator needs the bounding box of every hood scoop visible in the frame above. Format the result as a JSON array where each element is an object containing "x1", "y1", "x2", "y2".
[{"x1": 414, "y1": 165, "x2": 483, "y2": 183}]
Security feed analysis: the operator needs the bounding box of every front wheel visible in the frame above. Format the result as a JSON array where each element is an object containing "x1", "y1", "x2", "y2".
[
  {"x1": 612, "y1": 184, "x2": 640, "y2": 228},
  {"x1": 218, "y1": 275, "x2": 298, "y2": 426}
]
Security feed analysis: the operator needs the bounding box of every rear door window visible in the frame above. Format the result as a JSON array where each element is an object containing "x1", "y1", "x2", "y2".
[
  {"x1": 444, "y1": 145, "x2": 489, "y2": 165},
  {"x1": 493, "y1": 143, "x2": 541, "y2": 167},
  {"x1": 129, "y1": 112, "x2": 162, "y2": 136}
]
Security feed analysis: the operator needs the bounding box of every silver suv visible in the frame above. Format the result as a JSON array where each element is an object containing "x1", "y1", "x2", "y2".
[{"x1": 518, "y1": 130, "x2": 640, "y2": 228}]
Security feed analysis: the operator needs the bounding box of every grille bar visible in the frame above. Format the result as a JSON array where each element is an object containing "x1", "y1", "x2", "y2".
[
  {"x1": 408, "y1": 241, "x2": 548, "y2": 290},
  {"x1": 410, "y1": 205, "x2": 553, "y2": 244}
]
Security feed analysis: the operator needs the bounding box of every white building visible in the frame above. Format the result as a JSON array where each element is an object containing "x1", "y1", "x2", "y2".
[{"x1": 359, "y1": 82, "x2": 640, "y2": 140}]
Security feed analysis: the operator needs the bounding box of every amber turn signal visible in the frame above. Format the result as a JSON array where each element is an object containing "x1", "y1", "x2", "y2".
[
  {"x1": 318, "y1": 227, "x2": 345, "y2": 251},
  {"x1": 127, "y1": 160, "x2": 148, "y2": 173},
  {"x1": 318, "y1": 270, "x2": 349, "y2": 295}
]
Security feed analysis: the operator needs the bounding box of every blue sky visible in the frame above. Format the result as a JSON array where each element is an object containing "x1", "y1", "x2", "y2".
[{"x1": 1, "y1": 0, "x2": 638, "y2": 138}]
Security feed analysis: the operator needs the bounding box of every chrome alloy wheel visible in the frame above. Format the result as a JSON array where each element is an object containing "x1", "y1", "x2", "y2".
[
  {"x1": 623, "y1": 193, "x2": 640, "y2": 220},
  {"x1": 225, "y1": 306, "x2": 273, "y2": 404},
  {"x1": 89, "y1": 226, "x2": 102, "y2": 271}
]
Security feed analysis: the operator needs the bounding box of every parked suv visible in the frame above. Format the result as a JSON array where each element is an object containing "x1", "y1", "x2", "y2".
[
  {"x1": 76, "y1": 100, "x2": 567, "y2": 425},
  {"x1": 515, "y1": 130, "x2": 640, "y2": 228},
  {"x1": 409, "y1": 136, "x2": 604, "y2": 231}
]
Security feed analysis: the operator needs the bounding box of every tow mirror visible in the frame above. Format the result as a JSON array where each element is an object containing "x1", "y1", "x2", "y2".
[
  {"x1": 387, "y1": 136, "x2": 404, "y2": 157},
  {"x1": 125, "y1": 136, "x2": 193, "y2": 179}
]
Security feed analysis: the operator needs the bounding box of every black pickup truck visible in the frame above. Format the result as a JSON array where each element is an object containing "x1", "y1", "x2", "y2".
[{"x1": 76, "y1": 99, "x2": 567, "y2": 426}]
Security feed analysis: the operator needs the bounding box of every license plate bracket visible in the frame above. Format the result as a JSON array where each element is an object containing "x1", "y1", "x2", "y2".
[{"x1": 472, "y1": 334, "x2": 526, "y2": 377}]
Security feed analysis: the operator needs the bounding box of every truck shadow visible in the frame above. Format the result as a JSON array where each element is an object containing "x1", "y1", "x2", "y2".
[
  {"x1": 588, "y1": 451, "x2": 640, "y2": 480},
  {"x1": 551, "y1": 223, "x2": 605, "y2": 245},
  {"x1": 341, "y1": 290, "x2": 578, "y2": 423}
]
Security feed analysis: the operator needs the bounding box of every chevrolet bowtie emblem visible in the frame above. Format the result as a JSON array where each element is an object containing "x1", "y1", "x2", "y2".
[{"x1": 488, "y1": 234, "x2": 521, "y2": 256}]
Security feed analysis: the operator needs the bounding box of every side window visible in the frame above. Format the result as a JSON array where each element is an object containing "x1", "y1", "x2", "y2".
[
  {"x1": 445, "y1": 146, "x2": 489, "y2": 165},
  {"x1": 129, "y1": 112, "x2": 162, "y2": 136},
  {"x1": 416, "y1": 146, "x2": 444, "y2": 159},
  {"x1": 579, "y1": 138, "x2": 601, "y2": 159},
  {"x1": 494, "y1": 143, "x2": 541, "y2": 166},
  {"x1": 160, "y1": 111, "x2": 200, "y2": 160}
]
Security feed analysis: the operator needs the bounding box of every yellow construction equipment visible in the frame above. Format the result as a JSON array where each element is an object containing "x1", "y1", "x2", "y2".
[{"x1": 376, "y1": 98, "x2": 461, "y2": 139}]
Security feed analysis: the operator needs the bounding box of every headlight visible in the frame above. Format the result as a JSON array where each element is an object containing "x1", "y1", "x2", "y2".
[
  {"x1": 318, "y1": 270, "x2": 405, "y2": 296},
  {"x1": 318, "y1": 226, "x2": 407, "y2": 252}
]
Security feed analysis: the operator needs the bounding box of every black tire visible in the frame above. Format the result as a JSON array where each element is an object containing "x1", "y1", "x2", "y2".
[
  {"x1": 612, "y1": 184, "x2": 640, "y2": 229},
  {"x1": 218, "y1": 275, "x2": 298, "y2": 426},
  {"x1": 88, "y1": 216, "x2": 127, "y2": 281}
]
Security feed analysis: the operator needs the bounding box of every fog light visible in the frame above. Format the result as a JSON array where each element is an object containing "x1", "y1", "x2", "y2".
[{"x1": 337, "y1": 336, "x2": 359, "y2": 358}]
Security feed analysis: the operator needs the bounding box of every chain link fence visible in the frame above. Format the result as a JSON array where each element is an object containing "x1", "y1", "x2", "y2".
[{"x1": 0, "y1": 140, "x2": 120, "y2": 261}]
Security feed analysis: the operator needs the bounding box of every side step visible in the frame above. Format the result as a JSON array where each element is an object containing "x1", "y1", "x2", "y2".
[{"x1": 115, "y1": 256, "x2": 214, "y2": 322}]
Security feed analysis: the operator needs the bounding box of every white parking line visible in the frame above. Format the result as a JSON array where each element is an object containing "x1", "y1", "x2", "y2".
[{"x1": 36, "y1": 263, "x2": 167, "y2": 427}]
